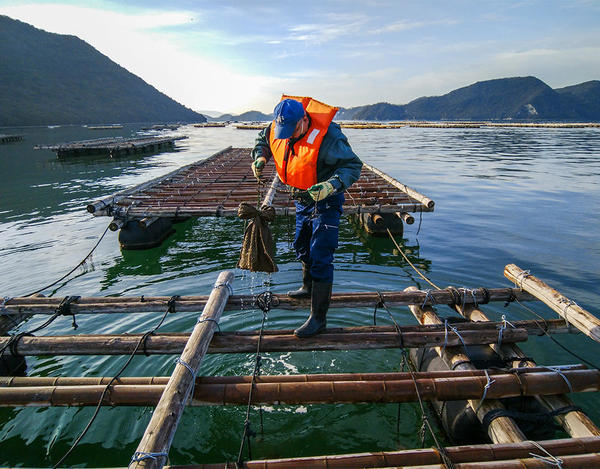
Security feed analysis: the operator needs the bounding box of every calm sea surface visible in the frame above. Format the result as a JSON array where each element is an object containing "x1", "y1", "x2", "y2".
[{"x1": 0, "y1": 124, "x2": 599, "y2": 466}]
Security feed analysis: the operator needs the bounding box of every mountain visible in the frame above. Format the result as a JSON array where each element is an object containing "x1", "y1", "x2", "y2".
[
  {"x1": 210, "y1": 110, "x2": 273, "y2": 122},
  {"x1": 0, "y1": 15, "x2": 206, "y2": 126},
  {"x1": 555, "y1": 81, "x2": 600, "y2": 120},
  {"x1": 337, "y1": 77, "x2": 599, "y2": 121}
]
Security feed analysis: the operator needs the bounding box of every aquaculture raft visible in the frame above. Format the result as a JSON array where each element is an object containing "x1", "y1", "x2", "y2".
[
  {"x1": 35, "y1": 136, "x2": 188, "y2": 158},
  {"x1": 1, "y1": 265, "x2": 600, "y2": 468},
  {"x1": 0, "y1": 134, "x2": 23, "y2": 143},
  {"x1": 85, "y1": 147, "x2": 434, "y2": 247}
]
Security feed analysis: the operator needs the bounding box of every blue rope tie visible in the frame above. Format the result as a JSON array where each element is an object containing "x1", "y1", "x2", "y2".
[
  {"x1": 421, "y1": 289, "x2": 436, "y2": 308},
  {"x1": 215, "y1": 282, "x2": 234, "y2": 296},
  {"x1": 197, "y1": 317, "x2": 221, "y2": 332},
  {"x1": 441, "y1": 319, "x2": 468, "y2": 356},
  {"x1": 544, "y1": 366, "x2": 574, "y2": 393},
  {"x1": 130, "y1": 451, "x2": 168, "y2": 463},
  {"x1": 175, "y1": 357, "x2": 195, "y2": 377},
  {"x1": 497, "y1": 314, "x2": 516, "y2": 348},
  {"x1": 475, "y1": 369, "x2": 496, "y2": 413},
  {"x1": 515, "y1": 269, "x2": 531, "y2": 289}
]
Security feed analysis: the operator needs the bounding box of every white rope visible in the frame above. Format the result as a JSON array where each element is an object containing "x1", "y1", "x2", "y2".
[
  {"x1": 497, "y1": 314, "x2": 516, "y2": 348},
  {"x1": 527, "y1": 440, "x2": 563, "y2": 467},
  {"x1": 475, "y1": 369, "x2": 496, "y2": 413}
]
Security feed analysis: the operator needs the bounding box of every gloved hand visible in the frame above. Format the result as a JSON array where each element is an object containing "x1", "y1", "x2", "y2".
[
  {"x1": 252, "y1": 156, "x2": 266, "y2": 179},
  {"x1": 307, "y1": 181, "x2": 335, "y2": 202}
]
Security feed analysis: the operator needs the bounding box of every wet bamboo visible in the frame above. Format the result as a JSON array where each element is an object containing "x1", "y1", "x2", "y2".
[
  {"x1": 361, "y1": 162, "x2": 435, "y2": 209},
  {"x1": 163, "y1": 436, "x2": 600, "y2": 468},
  {"x1": 261, "y1": 173, "x2": 282, "y2": 207},
  {"x1": 505, "y1": 264, "x2": 600, "y2": 343},
  {"x1": 131, "y1": 270, "x2": 234, "y2": 469},
  {"x1": 86, "y1": 147, "x2": 233, "y2": 215},
  {"x1": 0, "y1": 327, "x2": 529, "y2": 356},
  {"x1": 412, "y1": 454, "x2": 600, "y2": 468},
  {"x1": 1, "y1": 369, "x2": 598, "y2": 407},
  {"x1": 2, "y1": 366, "x2": 585, "y2": 387},
  {"x1": 0, "y1": 288, "x2": 537, "y2": 314},
  {"x1": 454, "y1": 302, "x2": 600, "y2": 438},
  {"x1": 405, "y1": 286, "x2": 526, "y2": 443},
  {"x1": 398, "y1": 211, "x2": 415, "y2": 224}
]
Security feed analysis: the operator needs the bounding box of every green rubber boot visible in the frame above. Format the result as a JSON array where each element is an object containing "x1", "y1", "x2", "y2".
[
  {"x1": 287, "y1": 263, "x2": 312, "y2": 298},
  {"x1": 294, "y1": 281, "x2": 332, "y2": 338}
]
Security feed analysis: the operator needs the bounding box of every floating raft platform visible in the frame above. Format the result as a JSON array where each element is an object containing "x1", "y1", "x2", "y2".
[
  {"x1": 2, "y1": 265, "x2": 600, "y2": 467},
  {"x1": 85, "y1": 147, "x2": 434, "y2": 247},
  {"x1": 86, "y1": 124, "x2": 123, "y2": 130},
  {"x1": 339, "y1": 121, "x2": 600, "y2": 129},
  {"x1": 35, "y1": 135, "x2": 187, "y2": 158},
  {"x1": 193, "y1": 123, "x2": 227, "y2": 128},
  {"x1": 0, "y1": 134, "x2": 23, "y2": 143}
]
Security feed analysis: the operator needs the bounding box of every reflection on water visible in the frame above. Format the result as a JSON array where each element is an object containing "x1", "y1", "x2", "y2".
[{"x1": 0, "y1": 124, "x2": 599, "y2": 466}]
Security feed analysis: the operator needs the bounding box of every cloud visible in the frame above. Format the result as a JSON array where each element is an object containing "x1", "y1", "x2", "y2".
[{"x1": 369, "y1": 18, "x2": 458, "y2": 35}]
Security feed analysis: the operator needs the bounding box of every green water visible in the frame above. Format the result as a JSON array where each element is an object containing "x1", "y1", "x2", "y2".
[{"x1": 0, "y1": 124, "x2": 599, "y2": 466}]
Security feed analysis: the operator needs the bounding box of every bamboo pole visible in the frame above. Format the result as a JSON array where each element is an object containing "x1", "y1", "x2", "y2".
[
  {"x1": 361, "y1": 162, "x2": 435, "y2": 209},
  {"x1": 405, "y1": 286, "x2": 526, "y2": 443},
  {"x1": 504, "y1": 264, "x2": 600, "y2": 343},
  {"x1": 0, "y1": 288, "x2": 537, "y2": 314},
  {"x1": 86, "y1": 147, "x2": 233, "y2": 215},
  {"x1": 454, "y1": 301, "x2": 600, "y2": 438},
  {"x1": 3, "y1": 366, "x2": 584, "y2": 388},
  {"x1": 0, "y1": 369, "x2": 597, "y2": 407},
  {"x1": 398, "y1": 211, "x2": 415, "y2": 224},
  {"x1": 130, "y1": 270, "x2": 234, "y2": 469},
  {"x1": 0, "y1": 325, "x2": 532, "y2": 356},
  {"x1": 161, "y1": 436, "x2": 600, "y2": 468},
  {"x1": 412, "y1": 454, "x2": 600, "y2": 468},
  {"x1": 261, "y1": 173, "x2": 281, "y2": 207}
]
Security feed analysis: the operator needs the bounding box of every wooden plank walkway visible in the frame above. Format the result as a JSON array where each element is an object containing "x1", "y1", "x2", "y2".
[
  {"x1": 35, "y1": 136, "x2": 187, "y2": 157},
  {"x1": 86, "y1": 146, "x2": 434, "y2": 219}
]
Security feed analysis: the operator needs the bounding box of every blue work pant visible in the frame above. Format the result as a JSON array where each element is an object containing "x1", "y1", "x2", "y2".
[{"x1": 293, "y1": 192, "x2": 344, "y2": 283}]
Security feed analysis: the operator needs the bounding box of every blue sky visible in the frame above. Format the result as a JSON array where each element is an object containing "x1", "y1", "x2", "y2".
[{"x1": 1, "y1": 0, "x2": 599, "y2": 114}]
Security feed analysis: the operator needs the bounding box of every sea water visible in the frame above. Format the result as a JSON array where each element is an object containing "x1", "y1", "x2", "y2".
[{"x1": 0, "y1": 123, "x2": 599, "y2": 465}]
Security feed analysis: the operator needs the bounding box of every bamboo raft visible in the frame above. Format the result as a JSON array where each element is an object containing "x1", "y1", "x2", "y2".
[
  {"x1": 339, "y1": 121, "x2": 600, "y2": 129},
  {"x1": 1, "y1": 265, "x2": 600, "y2": 467},
  {"x1": 193, "y1": 123, "x2": 227, "y2": 128},
  {"x1": 86, "y1": 146, "x2": 433, "y2": 220},
  {"x1": 0, "y1": 134, "x2": 24, "y2": 143},
  {"x1": 35, "y1": 136, "x2": 188, "y2": 158}
]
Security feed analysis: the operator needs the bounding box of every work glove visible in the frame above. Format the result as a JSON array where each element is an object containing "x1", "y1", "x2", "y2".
[
  {"x1": 307, "y1": 181, "x2": 335, "y2": 202},
  {"x1": 252, "y1": 156, "x2": 266, "y2": 179}
]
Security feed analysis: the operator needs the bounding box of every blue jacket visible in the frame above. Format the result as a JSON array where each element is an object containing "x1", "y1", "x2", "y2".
[{"x1": 251, "y1": 121, "x2": 363, "y2": 192}]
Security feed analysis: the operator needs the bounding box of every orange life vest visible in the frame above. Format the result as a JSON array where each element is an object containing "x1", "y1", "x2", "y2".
[{"x1": 269, "y1": 95, "x2": 338, "y2": 190}]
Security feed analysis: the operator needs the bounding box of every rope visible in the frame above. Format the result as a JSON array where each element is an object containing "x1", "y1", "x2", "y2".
[
  {"x1": 0, "y1": 296, "x2": 80, "y2": 357},
  {"x1": 53, "y1": 295, "x2": 176, "y2": 468},
  {"x1": 543, "y1": 366, "x2": 574, "y2": 393},
  {"x1": 406, "y1": 363, "x2": 455, "y2": 468},
  {"x1": 26, "y1": 223, "x2": 111, "y2": 297},
  {"x1": 130, "y1": 451, "x2": 169, "y2": 464},
  {"x1": 475, "y1": 370, "x2": 496, "y2": 413},
  {"x1": 511, "y1": 297, "x2": 600, "y2": 369},
  {"x1": 497, "y1": 314, "x2": 516, "y2": 348},
  {"x1": 385, "y1": 228, "x2": 441, "y2": 290},
  {"x1": 528, "y1": 440, "x2": 564, "y2": 467},
  {"x1": 373, "y1": 292, "x2": 404, "y2": 347},
  {"x1": 441, "y1": 319, "x2": 468, "y2": 356},
  {"x1": 236, "y1": 291, "x2": 273, "y2": 466}
]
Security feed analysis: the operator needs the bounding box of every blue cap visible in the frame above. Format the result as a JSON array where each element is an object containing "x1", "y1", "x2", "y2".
[{"x1": 273, "y1": 99, "x2": 305, "y2": 139}]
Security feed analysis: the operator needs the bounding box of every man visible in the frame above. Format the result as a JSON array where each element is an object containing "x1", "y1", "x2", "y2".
[{"x1": 251, "y1": 96, "x2": 362, "y2": 337}]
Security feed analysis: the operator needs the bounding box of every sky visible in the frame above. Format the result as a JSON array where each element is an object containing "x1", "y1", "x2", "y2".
[{"x1": 1, "y1": 0, "x2": 599, "y2": 114}]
